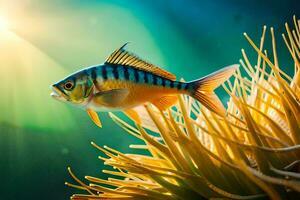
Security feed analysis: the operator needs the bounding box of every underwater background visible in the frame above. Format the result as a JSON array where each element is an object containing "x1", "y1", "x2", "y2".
[{"x1": 0, "y1": 0, "x2": 299, "y2": 199}]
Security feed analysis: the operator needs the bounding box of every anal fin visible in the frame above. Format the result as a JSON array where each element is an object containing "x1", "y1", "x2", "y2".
[
  {"x1": 151, "y1": 95, "x2": 178, "y2": 111},
  {"x1": 124, "y1": 109, "x2": 141, "y2": 124}
]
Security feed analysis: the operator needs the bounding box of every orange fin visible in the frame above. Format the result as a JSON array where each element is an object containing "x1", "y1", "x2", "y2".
[
  {"x1": 124, "y1": 109, "x2": 141, "y2": 124},
  {"x1": 194, "y1": 92, "x2": 226, "y2": 116},
  {"x1": 151, "y1": 95, "x2": 178, "y2": 110},
  {"x1": 87, "y1": 109, "x2": 102, "y2": 128},
  {"x1": 189, "y1": 64, "x2": 239, "y2": 116},
  {"x1": 195, "y1": 64, "x2": 239, "y2": 92},
  {"x1": 105, "y1": 43, "x2": 176, "y2": 80}
]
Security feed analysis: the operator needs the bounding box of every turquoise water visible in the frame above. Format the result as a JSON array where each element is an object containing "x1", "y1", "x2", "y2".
[{"x1": 0, "y1": 0, "x2": 298, "y2": 199}]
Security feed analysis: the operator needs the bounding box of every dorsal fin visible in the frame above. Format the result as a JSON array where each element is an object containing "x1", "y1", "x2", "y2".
[{"x1": 105, "y1": 43, "x2": 176, "y2": 80}]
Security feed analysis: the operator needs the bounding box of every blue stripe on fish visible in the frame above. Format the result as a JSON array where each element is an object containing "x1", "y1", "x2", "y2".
[
  {"x1": 170, "y1": 81, "x2": 174, "y2": 88},
  {"x1": 156, "y1": 76, "x2": 162, "y2": 85},
  {"x1": 90, "y1": 67, "x2": 103, "y2": 91},
  {"x1": 144, "y1": 71, "x2": 148, "y2": 83},
  {"x1": 152, "y1": 75, "x2": 157, "y2": 85},
  {"x1": 109, "y1": 65, "x2": 117, "y2": 79},
  {"x1": 91, "y1": 67, "x2": 97, "y2": 83},
  {"x1": 177, "y1": 82, "x2": 182, "y2": 90},
  {"x1": 128, "y1": 67, "x2": 135, "y2": 82},
  {"x1": 181, "y1": 83, "x2": 190, "y2": 90},
  {"x1": 165, "y1": 79, "x2": 171, "y2": 88},
  {"x1": 134, "y1": 68, "x2": 139, "y2": 82},
  {"x1": 161, "y1": 78, "x2": 165, "y2": 87},
  {"x1": 147, "y1": 73, "x2": 153, "y2": 84},
  {"x1": 117, "y1": 65, "x2": 125, "y2": 80},
  {"x1": 124, "y1": 65, "x2": 130, "y2": 80},
  {"x1": 173, "y1": 81, "x2": 179, "y2": 89},
  {"x1": 101, "y1": 65, "x2": 108, "y2": 80},
  {"x1": 112, "y1": 65, "x2": 119, "y2": 80},
  {"x1": 138, "y1": 71, "x2": 145, "y2": 83}
]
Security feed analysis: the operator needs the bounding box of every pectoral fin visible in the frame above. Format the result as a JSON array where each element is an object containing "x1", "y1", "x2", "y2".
[
  {"x1": 94, "y1": 89, "x2": 129, "y2": 107},
  {"x1": 87, "y1": 109, "x2": 102, "y2": 128}
]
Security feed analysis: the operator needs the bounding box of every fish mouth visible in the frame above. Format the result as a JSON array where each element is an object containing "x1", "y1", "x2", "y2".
[{"x1": 51, "y1": 85, "x2": 65, "y2": 101}]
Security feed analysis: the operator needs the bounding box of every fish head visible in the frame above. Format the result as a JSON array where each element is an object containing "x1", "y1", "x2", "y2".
[{"x1": 51, "y1": 70, "x2": 93, "y2": 105}]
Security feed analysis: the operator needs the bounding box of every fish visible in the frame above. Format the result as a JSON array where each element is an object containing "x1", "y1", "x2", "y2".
[{"x1": 51, "y1": 43, "x2": 238, "y2": 127}]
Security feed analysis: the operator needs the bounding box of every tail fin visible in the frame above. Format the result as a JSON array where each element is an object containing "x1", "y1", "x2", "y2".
[{"x1": 188, "y1": 64, "x2": 239, "y2": 116}]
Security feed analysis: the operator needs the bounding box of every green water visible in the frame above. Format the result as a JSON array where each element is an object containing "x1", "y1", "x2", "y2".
[{"x1": 0, "y1": 0, "x2": 298, "y2": 199}]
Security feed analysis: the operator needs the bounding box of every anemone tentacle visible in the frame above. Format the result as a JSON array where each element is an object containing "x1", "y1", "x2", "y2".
[{"x1": 66, "y1": 17, "x2": 300, "y2": 200}]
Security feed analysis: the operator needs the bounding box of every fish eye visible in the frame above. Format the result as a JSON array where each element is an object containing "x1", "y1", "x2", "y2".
[{"x1": 64, "y1": 81, "x2": 74, "y2": 91}]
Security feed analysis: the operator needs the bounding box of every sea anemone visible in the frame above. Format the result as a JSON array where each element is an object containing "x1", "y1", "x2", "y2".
[{"x1": 66, "y1": 16, "x2": 300, "y2": 200}]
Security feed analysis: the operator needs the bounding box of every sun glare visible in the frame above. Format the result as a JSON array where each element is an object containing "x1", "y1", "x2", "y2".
[{"x1": 0, "y1": 17, "x2": 9, "y2": 31}]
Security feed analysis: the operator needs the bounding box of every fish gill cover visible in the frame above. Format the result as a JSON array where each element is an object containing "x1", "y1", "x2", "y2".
[{"x1": 64, "y1": 17, "x2": 300, "y2": 200}]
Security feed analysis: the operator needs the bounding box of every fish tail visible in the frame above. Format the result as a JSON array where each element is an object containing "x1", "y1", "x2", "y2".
[{"x1": 187, "y1": 64, "x2": 239, "y2": 116}]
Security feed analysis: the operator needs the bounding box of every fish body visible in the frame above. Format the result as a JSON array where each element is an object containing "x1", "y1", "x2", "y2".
[
  {"x1": 51, "y1": 44, "x2": 238, "y2": 127},
  {"x1": 84, "y1": 64, "x2": 190, "y2": 110}
]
